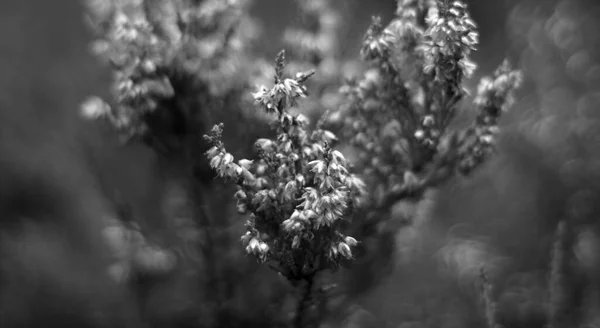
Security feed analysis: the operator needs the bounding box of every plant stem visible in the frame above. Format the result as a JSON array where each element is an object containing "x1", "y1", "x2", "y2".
[{"x1": 294, "y1": 274, "x2": 315, "y2": 328}]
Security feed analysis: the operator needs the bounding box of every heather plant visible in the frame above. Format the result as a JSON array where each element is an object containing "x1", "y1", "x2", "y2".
[
  {"x1": 204, "y1": 50, "x2": 365, "y2": 327},
  {"x1": 80, "y1": 1, "x2": 287, "y2": 325},
  {"x1": 81, "y1": 0, "x2": 263, "y2": 265},
  {"x1": 330, "y1": 0, "x2": 522, "y2": 217},
  {"x1": 322, "y1": 0, "x2": 523, "y2": 304},
  {"x1": 82, "y1": 0, "x2": 258, "y2": 151}
]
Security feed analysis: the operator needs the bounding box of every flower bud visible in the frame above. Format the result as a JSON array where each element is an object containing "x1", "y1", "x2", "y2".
[
  {"x1": 338, "y1": 242, "x2": 352, "y2": 258},
  {"x1": 292, "y1": 235, "x2": 301, "y2": 248},
  {"x1": 238, "y1": 159, "x2": 253, "y2": 170},
  {"x1": 234, "y1": 164, "x2": 243, "y2": 176},
  {"x1": 240, "y1": 232, "x2": 252, "y2": 244},
  {"x1": 209, "y1": 154, "x2": 223, "y2": 169},
  {"x1": 331, "y1": 150, "x2": 346, "y2": 163},
  {"x1": 289, "y1": 153, "x2": 299, "y2": 162},
  {"x1": 256, "y1": 164, "x2": 266, "y2": 175},
  {"x1": 295, "y1": 174, "x2": 305, "y2": 186},
  {"x1": 422, "y1": 115, "x2": 435, "y2": 127},
  {"x1": 246, "y1": 238, "x2": 260, "y2": 254},
  {"x1": 293, "y1": 222, "x2": 303, "y2": 231},
  {"x1": 480, "y1": 134, "x2": 493, "y2": 144},
  {"x1": 329, "y1": 245, "x2": 339, "y2": 258},
  {"x1": 284, "y1": 181, "x2": 297, "y2": 195},
  {"x1": 256, "y1": 138, "x2": 274, "y2": 151},
  {"x1": 222, "y1": 153, "x2": 234, "y2": 166},
  {"x1": 205, "y1": 146, "x2": 219, "y2": 159},
  {"x1": 140, "y1": 59, "x2": 156, "y2": 74},
  {"x1": 268, "y1": 189, "x2": 277, "y2": 200},
  {"x1": 344, "y1": 236, "x2": 358, "y2": 247},
  {"x1": 236, "y1": 203, "x2": 247, "y2": 214},
  {"x1": 259, "y1": 242, "x2": 269, "y2": 253},
  {"x1": 282, "y1": 219, "x2": 295, "y2": 232},
  {"x1": 324, "y1": 211, "x2": 335, "y2": 225},
  {"x1": 322, "y1": 130, "x2": 337, "y2": 142},
  {"x1": 414, "y1": 129, "x2": 425, "y2": 140}
]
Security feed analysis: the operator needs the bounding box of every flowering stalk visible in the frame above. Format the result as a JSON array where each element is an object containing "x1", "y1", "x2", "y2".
[
  {"x1": 205, "y1": 50, "x2": 364, "y2": 276},
  {"x1": 457, "y1": 59, "x2": 524, "y2": 174},
  {"x1": 320, "y1": 0, "x2": 523, "y2": 312},
  {"x1": 329, "y1": 0, "x2": 522, "y2": 221},
  {"x1": 81, "y1": 0, "x2": 257, "y2": 151},
  {"x1": 205, "y1": 50, "x2": 365, "y2": 326}
]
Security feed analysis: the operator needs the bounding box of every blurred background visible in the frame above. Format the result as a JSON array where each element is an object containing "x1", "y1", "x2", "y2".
[{"x1": 1, "y1": 0, "x2": 600, "y2": 327}]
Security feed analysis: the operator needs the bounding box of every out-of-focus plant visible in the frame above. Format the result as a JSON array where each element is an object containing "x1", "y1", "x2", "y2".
[
  {"x1": 283, "y1": 0, "x2": 341, "y2": 71},
  {"x1": 81, "y1": 0, "x2": 258, "y2": 152},
  {"x1": 322, "y1": 0, "x2": 523, "y2": 312},
  {"x1": 80, "y1": 1, "x2": 289, "y2": 326},
  {"x1": 280, "y1": 0, "x2": 352, "y2": 123},
  {"x1": 205, "y1": 50, "x2": 365, "y2": 328},
  {"x1": 103, "y1": 214, "x2": 177, "y2": 283},
  {"x1": 331, "y1": 0, "x2": 522, "y2": 215},
  {"x1": 80, "y1": 0, "x2": 262, "y2": 267}
]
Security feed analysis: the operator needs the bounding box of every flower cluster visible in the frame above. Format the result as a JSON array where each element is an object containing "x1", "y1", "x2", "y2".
[
  {"x1": 204, "y1": 51, "x2": 365, "y2": 281},
  {"x1": 81, "y1": 9, "x2": 175, "y2": 141},
  {"x1": 457, "y1": 60, "x2": 524, "y2": 174},
  {"x1": 81, "y1": 0, "x2": 257, "y2": 147},
  {"x1": 321, "y1": 1, "x2": 522, "y2": 306},
  {"x1": 328, "y1": 0, "x2": 522, "y2": 214},
  {"x1": 422, "y1": 0, "x2": 478, "y2": 82}
]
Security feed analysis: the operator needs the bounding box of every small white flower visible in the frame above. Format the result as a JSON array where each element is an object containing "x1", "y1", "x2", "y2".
[
  {"x1": 344, "y1": 236, "x2": 358, "y2": 247},
  {"x1": 80, "y1": 96, "x2": 110, "y2": 120},
  {"x1": 308, "y1": 160, "x2": 326, "y2": 174},
  {"x1": 338, "y1": 242, "x2": 352, "y2": 259},
  {"x1": 238, "y1": 159, "x2": 253, "y2": 170},
  {"x1": 292, "y1": 235, "x2": 301, "y2": 248},
  {"x1": 259, "y1": 242, "x2": 269, "y2": 253},
  {"x1": 209, "y1": 154, "x2": 223, "y2": 169},
  {"x1": 221, "y1": 153, "x2": 234, "y2": 166},
  {"x1": 331, "y1": 150, "x2": 346, "y2": 163}
]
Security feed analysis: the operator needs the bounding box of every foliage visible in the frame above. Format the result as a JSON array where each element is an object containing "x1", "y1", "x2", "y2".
[{"x1": 204, "y1": 52, "x2": 365, "y2": 277}]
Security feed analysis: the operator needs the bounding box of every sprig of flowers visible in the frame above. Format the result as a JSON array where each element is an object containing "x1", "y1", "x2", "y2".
[
  {"x1": 329, "y1": 0, "x2": 522, "y2": 214},
  {"x1": 204, "y1": 50, "x2": 365, "y2": 281},
  {"x1": 81, "y1": 9, "x2": 175, "y2": 141},
  {"x1": 457, "y1": 60, "x2": 524, "y2": 174},
  {"x1": 322, "y1": 1, "x2": 522, "y2": 311},
  {"x1": 81, "y1": 0, "x2": 257, "y2": 148}
]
